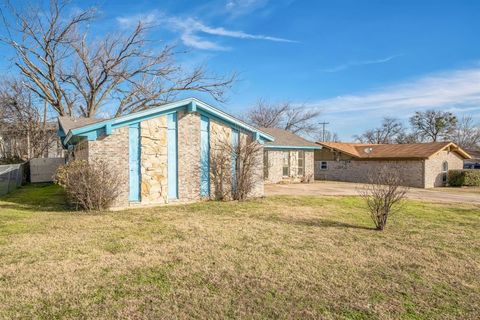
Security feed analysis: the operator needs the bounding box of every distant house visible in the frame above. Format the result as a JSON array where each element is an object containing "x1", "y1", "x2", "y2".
[
  {"x1": 260, "y1": 128, "x2": 320, "y2": 183},
  {"x1": 314, "y1": 142, "x2": 471, "y2": 188},
  {"x1": 58, "y1": 98, "x2": 273, "y2": 208},
  {"x1": 0, "y1": 121, "x2": 64, "y2": 160},
  {"x1": 464, "y1": 149, "x2": 480, "y2": 169}
]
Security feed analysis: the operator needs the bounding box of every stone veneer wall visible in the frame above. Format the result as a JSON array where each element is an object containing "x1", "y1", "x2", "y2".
[
  {"x1": 88, "y1": 126, "x2": 130, "y2": 207},
  {"x1": 140, "y1": 116, "x2": 168, "y2": 204},
  {"x1": 265, "y1": 150, "x2": 314, "y2": 184},
  {"x1": 177, "y1": 111, "x2": 201, "y2": 201},
  {"x1": 315, "y1": 159, "x2": 425, "y2": 188},
  {"x1": 424, "y1": 150, "x2": 464, "y2": 188}
]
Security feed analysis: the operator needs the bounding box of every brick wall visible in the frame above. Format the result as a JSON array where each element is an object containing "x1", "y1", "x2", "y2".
[
  {"x1": 315, "y1": 159, "x2": 425, "y2": 188},
  {"x1": 177, "y1": 111, "x2": 201, "y2": 201},
  {"x1": 265, "y1": 149, "x2": 314, "y2": 184},
  {"x1": 424, "y1": 150, "x2": 464, "y2": 188},
  {"x1": 88, "y1": 126, "x2": 130, "y2": 207},
  {"x1": 73, "y1": 140, "x2": 89, "y2": 160}
]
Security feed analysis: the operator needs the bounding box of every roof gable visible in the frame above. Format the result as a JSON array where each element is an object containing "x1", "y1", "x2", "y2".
[
  {"x1": 261, "y1": 127, "x2": 320, "y2": 149},
  {"x1": 317, "y1": 142, "x2": 471, "y2": 160},
  {"x1": 59, "y1": 98, "x2": 274, "y2": 146}
]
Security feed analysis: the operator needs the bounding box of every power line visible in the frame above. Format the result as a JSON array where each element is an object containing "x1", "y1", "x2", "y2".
[{"x1": 318, "y1": 121, "x2": 329, "y2": 142}]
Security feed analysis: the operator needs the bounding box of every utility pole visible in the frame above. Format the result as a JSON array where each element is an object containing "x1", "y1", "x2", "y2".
[{"x1": 318, "y1": 121, "x2": 330, "y2": 142}]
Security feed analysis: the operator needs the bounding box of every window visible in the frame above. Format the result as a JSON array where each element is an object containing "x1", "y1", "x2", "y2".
[
  {"x1": 321, "y1": 161, "x2": 327, "y2": 170},
  {"x1": 297, "y1": 150, "x2": 305, "y2": 176},
  {"x1": 282, "y1": 151, "x2": 290, "y2": 177},
  {"x1": 263, "y1": 150, "x2": 269, "y2": 179},
  {"x1": 442, "y1": 161, "x2": 448, "y2": 184}
]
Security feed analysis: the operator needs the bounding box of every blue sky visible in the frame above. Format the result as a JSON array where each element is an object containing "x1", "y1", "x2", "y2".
[{"x1": 1, "y1": 0, "x2": 480, "y2": 140}]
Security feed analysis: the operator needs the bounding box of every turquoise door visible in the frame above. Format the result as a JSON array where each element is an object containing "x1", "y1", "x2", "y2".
[
  {"x1": 200, "y1": 115, "x2": 210, "y2": 197},
  {"x1": 167, "y1": 113, "x2": 178, "y2": 200},
  {"x1": 129, "y1": 123, "x2": 141, "y2": 202}
]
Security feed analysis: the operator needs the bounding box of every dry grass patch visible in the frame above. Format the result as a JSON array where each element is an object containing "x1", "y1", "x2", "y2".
[{"x1": 0, "y1": 184, "x2": 479, "y2": 319}]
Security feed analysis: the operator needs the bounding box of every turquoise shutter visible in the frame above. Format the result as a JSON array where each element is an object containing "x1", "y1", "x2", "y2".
[
  {"x1": 129, "y1": 123, "x2": 141, "y2": 202},
  {"x1": 167, "y1": 113, "x2": 178, "y2": 200},
  {"x1": 231, "y1": 129, "x2": 239, "y2": 192},
  {"x1": 200, "y1": 116, "x2": 210, "y2": 197}
]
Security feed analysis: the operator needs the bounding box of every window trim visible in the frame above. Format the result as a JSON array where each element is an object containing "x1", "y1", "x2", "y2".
[
  {"x1": 297, "y1": 150, "x2": 305, "y2": 176},
  {"x1": 320, "y1": 161, "x2": 328, "y2": 170},
  {"x1": 282, "y1": 151, "x2": 290, "y2": 177}
]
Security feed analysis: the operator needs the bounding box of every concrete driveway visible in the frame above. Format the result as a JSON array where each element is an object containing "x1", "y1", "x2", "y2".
[{"x1": 265, "y1": 181, "x2": 480, "y2": 205}]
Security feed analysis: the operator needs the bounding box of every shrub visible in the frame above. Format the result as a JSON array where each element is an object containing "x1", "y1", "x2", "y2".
[
  {"x1": 359, "y1": 167, "x2": 409, "y2": 231},
  {"x1": 448, "y1": 170, "x2": 480, "y2": 187},
  {"x1": 55, "y1": 160, "x2": 122, "y2": 210}
]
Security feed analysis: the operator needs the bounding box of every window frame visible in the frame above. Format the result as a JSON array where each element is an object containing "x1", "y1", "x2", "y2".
[
  {"x1": 320, "y1": 161, "x2": 328, "y2": 170},
  {"x1": 297, "y1": 150, "x2": 305, "y2": 176},
  {"x1": 282, "y1": 151, "x2": 290, "y2": 177},
  {"x1": 263, "y1": 150, "x2": 269, "y2": 179}
]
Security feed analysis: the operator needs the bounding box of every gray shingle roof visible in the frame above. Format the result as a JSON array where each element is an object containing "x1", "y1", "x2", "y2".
[
  {"x1": 260, "y1": 127, "x2": 319, "y2": 148},
  {"x1": 58, "y1": 117, "x2": 105, "y2": 133}
]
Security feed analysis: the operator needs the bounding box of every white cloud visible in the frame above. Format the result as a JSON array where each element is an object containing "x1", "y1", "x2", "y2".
[
  {"x1": 311, "y1": 68, "x2": 480, "y2": 116},
  {"x1": 225, "y1": 0, "x2": 269, "y2": 17},
  {"x1": 116, "y1": 11, "x2": 295, "y2": 51},
  {"x1": 116, "y1": 11, "x2": 159, "y2": 28},
  {"x1": 321, "y1": 55, "x2": 401, "y2": 73}
]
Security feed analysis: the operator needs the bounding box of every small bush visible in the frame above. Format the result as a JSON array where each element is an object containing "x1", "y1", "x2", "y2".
[
  {"x1": 359, "y1": 167, "x2": 409, "y2": 231},
  {"x1": 55, "y1": 160, "x2": 122, "y2": 210},
  {"x1": 448, "y1": 170, "x2": 480, "y2": 187}
]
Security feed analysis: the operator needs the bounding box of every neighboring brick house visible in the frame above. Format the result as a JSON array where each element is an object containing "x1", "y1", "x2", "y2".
[
  {"x1": 260, "y1": 128, "x2": 320, "y2": 184},
  {"x1": 314, "y1": 142, "x2": 471, "y2": 188},
  {"x1": 57, "y1": 98, "x2": 274, "y2": 208}
]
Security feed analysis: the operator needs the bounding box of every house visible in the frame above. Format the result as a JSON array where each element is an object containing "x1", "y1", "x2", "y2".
[
  {"x1": 0, "y1": 121, "x2": 64, "y2": 160},
  {"x1": 314, "y1": 142, "x2": 471, "y2": 188},
  {"x1": 464, "y1": 149, "x2": 480, "y2": 169},
  {"x1": 58, "y1": 98, "x2": 274, "y2": 208},
  {"x1": 261, "y1": 128, "x2": 320, "y2": 183}
]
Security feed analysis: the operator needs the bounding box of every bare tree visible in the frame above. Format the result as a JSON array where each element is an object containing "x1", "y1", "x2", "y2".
[
  {"x1": 354, "y1": 117, "x2": 404, "y2": 144},
  {"x1": 451, "y1": 115, "x2": 480, "y2": 150},
  {"x1": 410, "y1": 110, "x2": 457, "y2": 142},
  {"x1": 317, "y1": 130, "x2": 340, "y2": 142},
  {"x1": 210, "y1": 134, "x2": 263, "y2": 201},
  {"x1": 0, "y1": 79, "x2": 57, "y2": 160},
  {"x1": 395, "y1": 131, "x2": 423, "y2": 144},
  {"x1": 245, "y1": 99, "x2": 321, "y2": 135},
  {"x1": 359, "y1": 167, "x2": 409, "y2": 231},
  {"x1": 1, "y1": 0, "x2": 235, "y2": 118}
]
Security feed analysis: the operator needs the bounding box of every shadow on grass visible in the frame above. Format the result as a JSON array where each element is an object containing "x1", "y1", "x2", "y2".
[
  {"x1": 0, "y1": 183, "x2": 69, "y2": 212},
  {"x1": 258, "y1": 214, "x2": 375, "y2": 231},
  {"x1": 285, "y1": 217, "x2": 375, "y2": 230}
]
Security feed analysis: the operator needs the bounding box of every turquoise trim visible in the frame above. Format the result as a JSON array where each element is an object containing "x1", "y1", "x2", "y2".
[
  {"x1": 264, "y1": 145, "x2": 321, "y2": 150},
  {"x1": 61, "y1": 98, "x2": 274, "y2": 146},
  {"x1": 105, "y1": 123, "x2": 113, "y2": 135},
  {"x1": 200, "y1": 115, "x2": 210, "y2": 197},
  {"x1": 188, "y1": 101, "x2": 197, "y2": 112},
  {"x1": 167, "y1": 113, "x2": 178, "y2": 200},
  {"x1": 128, "y1": 124, "x2": 141, "y2": 202}
]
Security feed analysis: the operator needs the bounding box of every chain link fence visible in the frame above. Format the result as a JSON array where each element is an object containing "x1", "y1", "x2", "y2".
[{"x1": 0, "y1": 163, "x2": 25, "y2": 196}]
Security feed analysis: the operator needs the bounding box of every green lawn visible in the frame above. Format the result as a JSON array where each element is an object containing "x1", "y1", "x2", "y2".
[{"x1": 1, "y1": 184, "x2": 479, "y2": 319}]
